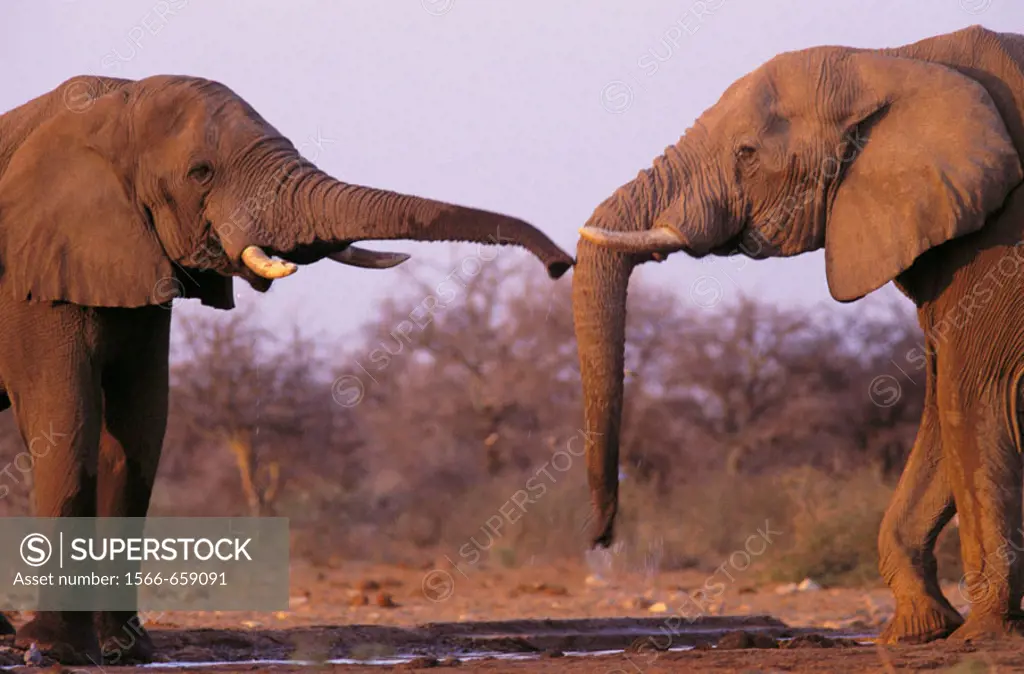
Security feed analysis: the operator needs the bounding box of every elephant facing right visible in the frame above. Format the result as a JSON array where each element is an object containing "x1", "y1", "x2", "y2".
[{"x1": 573, "y1": 25, "x2": 1024, "y2": 644}]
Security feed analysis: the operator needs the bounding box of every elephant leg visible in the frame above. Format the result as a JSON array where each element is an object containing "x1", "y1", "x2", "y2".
[
  {"x1": 8, "y1": 359, "x2": 103, "y2": 665},
  {"x1": 944, "y1": 387, "x2": 1024, "y2": 641},
  {"x1": 94, "y1": 308, "x2": 170, "y2": 665},
  {"x1": 877, "y1": 401, "x2": 962, "y2": 644}
]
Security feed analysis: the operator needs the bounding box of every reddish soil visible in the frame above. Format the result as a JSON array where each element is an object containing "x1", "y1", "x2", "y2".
[{"x1": 5, "y1": 560, "x2": 1024, "y2": 672}]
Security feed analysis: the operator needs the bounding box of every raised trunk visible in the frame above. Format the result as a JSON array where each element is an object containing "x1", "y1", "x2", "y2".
[
  {"x1": 573, "y1": 240, "x2": 633, "y2": 547},
  {"x1": 261, "y1": 163, "x2": 573, "y2": 278}
]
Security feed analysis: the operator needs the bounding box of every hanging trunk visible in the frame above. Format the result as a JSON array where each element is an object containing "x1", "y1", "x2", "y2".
[
  {"x1": 572, "y1": 240, "x2": 634, "y2": 547},
  {"x1": 569, "y1": 140, "x2": 699, "y2": 547}
]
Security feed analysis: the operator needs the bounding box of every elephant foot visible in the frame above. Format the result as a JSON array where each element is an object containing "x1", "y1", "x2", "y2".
[
  {"x1": 15, "y1": 611, "x2": 101, "y2": 666},
  {"x1": 878, "y1": 598, "x2": 963, "y2": 644},
  {"x1": 96, "y1": 611, "x2": 155, "y2": 664},
  {"x1": 948, "y1": 611, "x2": 1024, "y2": 643}
]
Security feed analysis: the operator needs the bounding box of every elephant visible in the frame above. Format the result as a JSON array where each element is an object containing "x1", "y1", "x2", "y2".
[
  {"x1": 573, "y1": 25, "x2": 1024, "y2": 644},
  {"x1": 0, "y1": 74, "x2": 573, "y2": 664}
]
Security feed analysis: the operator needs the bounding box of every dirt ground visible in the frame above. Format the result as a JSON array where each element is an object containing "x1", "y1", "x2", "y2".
[{"x1": 5, "y1": 559, "x2": 1024, "y2": 672}]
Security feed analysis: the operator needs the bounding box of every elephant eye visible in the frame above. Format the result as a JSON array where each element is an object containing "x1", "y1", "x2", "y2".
[
  {"x1": 735, "y1": 144, "x2": 758, "y2": 162},
  {"x1": 187, "y1": 162, "x2": 214, "y2": 184}
]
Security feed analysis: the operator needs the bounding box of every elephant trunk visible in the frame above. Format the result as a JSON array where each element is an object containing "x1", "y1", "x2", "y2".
[
  {"x1": 573, "y1": 239, "x2": 633, "y2": 547},
  {"x1": 252, "y1": 159, "x2": 573, "y2": 278},
  {"x1": 571, "y1": 140, "x2": 697, "y2": 547}
]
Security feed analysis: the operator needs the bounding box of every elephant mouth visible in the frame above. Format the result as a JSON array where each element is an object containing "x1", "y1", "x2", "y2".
[
  {"x1": 707, "y1": 233, "x2": 744, "y2": 257},
  {"x1": 272, "y1": 241, "x2": 354, "y2": 265},
  {"x1": 240, "y1": 272, "x2": 275, "y2": 293},
  {"x1": 229, "y1": 260, "x2": 275, "y2": 293}
]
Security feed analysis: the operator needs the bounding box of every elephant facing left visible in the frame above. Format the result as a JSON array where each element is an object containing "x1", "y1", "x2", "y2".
[{"x1": 0, "y1": 75, "x2": 573, "y2": 665}]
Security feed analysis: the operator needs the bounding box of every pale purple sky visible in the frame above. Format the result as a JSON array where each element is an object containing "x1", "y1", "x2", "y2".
[{"x1": 3, "y1": 1, "x2": 1022, "y2": 340}]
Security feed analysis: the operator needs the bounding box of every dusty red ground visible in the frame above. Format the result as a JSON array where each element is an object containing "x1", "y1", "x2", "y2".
[{"x1": 6, "y1": 560, "x2": 1024, "y2": 671}]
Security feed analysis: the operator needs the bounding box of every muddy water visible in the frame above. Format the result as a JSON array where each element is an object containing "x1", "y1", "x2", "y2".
[
  {"x1": 143, "y1": 652, "x2": 623, "y2": 668},
  {"x1": 129, "y1": 615, "x2": 865, "y2": 667}
]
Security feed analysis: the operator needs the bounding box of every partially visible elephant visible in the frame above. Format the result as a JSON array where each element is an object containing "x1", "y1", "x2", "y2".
[
  {"x1": 0, "y1": 74, "x2": 573, "y2": 664},
  {"x1": 574, "y1": 25, "x2": 1024, "y2": 644}
]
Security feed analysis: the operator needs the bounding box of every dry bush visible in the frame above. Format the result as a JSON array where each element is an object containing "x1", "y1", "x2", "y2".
[{"x1": 760, "y1": 467, "x2": 892, "y2": 586}]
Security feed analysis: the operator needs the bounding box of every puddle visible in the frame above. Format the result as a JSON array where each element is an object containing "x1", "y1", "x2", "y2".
[
  {"x1": 143, "y1": 638, "x2": 879, "y2": 669},
  {"x1": 144, "y1": 650, "x2": 662, "y2": 668},
  {"x1": 144, "y1": 653, "x2": 545, "y2": 668},
  {"x1": 7, "y1": 617, "x2": 878, "y2": 668},
  {"x1": 0, "y1": 618, "x2": 876, "y2": 663}
]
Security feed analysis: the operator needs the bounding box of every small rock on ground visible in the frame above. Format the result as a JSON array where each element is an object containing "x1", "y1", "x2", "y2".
[
  {"x1": 716, "y1": 630, "x2": 780, "y2": 650},
  {"x1": 376, "y1": 592, "x2": 398, "y2": 608}
]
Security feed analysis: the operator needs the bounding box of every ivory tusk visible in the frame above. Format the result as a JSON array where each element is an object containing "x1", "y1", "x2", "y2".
[
  {"x1": 240, "y1": 245, "x2": 298, "y2": 279},
  {"x1": 577, "y1": 225, "x2": 688, "y2": 254}
]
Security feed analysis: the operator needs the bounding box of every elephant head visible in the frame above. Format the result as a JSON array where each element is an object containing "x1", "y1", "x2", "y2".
[
  {"x1": 0, "y1": 75, "x2": 573, "y2": 310},
  {"x1": 574, "y1": 31, "x2": 1023, "y2": 547}
]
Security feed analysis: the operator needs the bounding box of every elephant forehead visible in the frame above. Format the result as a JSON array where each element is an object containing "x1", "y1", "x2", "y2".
[
  {"x1": 132, "y1": 78, "x2": 270, "y2": 149},
  {"x1": 701, "y1": 49, "x2": 853, "y2": 144},
  {"x1": 705, "y1": 68, "x2": 787, "y2": 132},
  {"x1": 740, "y1": 49, "x2": 845, "y2": 112}
]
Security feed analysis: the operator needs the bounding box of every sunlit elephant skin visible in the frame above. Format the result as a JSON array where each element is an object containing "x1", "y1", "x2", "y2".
[
  {"x1": 0, "y1": 74, "x2": 573, "y2": 665},
  {"x1": 573, "y1": 25, "x2": 1024, "y2": 645}
]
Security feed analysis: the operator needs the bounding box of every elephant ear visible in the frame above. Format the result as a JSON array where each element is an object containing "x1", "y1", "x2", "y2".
[
  {"x1": 0, "y1": 84, "x2": 178, "y2": 308},
  {"x1": 824, "y1": 52, "x2": 1022, "y2": 302}
]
